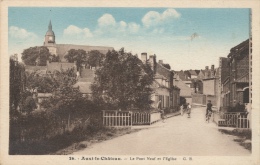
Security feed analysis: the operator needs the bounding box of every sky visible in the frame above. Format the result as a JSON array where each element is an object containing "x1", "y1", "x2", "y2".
[{"x1": 8, "y1": 7, "x2": 250, "y2": 70}]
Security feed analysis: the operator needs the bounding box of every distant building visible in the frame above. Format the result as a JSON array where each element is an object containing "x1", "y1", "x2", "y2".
[
  {"x1": 43, "y1": 20, "x2": 113, "y2": 62},
  {"x1": 174, "y1": 72, "x2": 192, "y2": 105},
  {"x1": 24, "y1": 20, "x2": 114, "y2": 98},
  {"x1": 192, "y1": 64, "x2": 220, "y2": 109}
]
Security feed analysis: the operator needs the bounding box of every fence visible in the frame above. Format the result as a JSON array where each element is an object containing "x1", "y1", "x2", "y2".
[
  {"x1": 102, "y1": 110, "x2": 132, "y2": 127},
  {"x1": 212, "y1": 111, "x2": 250, "y2": 128},
  {"x1": 237, "y1": 114, "x2": 250, "y2": 128},
  {"x1": 132, "y1": 112, "x2": 150, "y2": 125},
  {"x1": 102, "y1": 110, "x2": 161, "y2": 127}
]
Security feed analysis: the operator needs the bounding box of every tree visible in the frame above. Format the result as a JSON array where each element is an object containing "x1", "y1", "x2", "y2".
[
  {"x1": 191, "y1": 79, "x2": 202, "y2": 93},
  {"x1": 162, "y1": 63, "x2": 171, "y2": 70},
  {"x1": 10, "y1": 58, "x2": 26, "y2": 113},
  {"x1": 50, "y1": 55, "x2": 60, "y2": 62},
  {"x1": 91, "y1": 48, "x2": 154, "y2": 110},
  {"x1": 26, "y1": 72, "x2": 56, "y2": 93},
  {"x1": 87, "y1": 50, "x2": 105, "y2": 67},
  {"x1": 38, "y1": 68, "x2": 86, "y2": 127},
  {"x1": 21, "y1": 46, "x2": 51, "y2": 66},
  {"x1": 64, "y1": 49, "x2": 87, "y2": 71}
]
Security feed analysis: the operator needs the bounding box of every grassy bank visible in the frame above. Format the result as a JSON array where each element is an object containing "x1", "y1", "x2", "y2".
[
  {"x1": 219, "y1": 128, "x2": 251, "y2": 151},
  {"x1": 54, "y1": 127, "x2": 142, "y2": 155}
]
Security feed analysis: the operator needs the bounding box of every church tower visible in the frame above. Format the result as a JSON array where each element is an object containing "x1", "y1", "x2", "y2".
[
  {"x1": 44, "y1": 20, "x2": 55, "y2": 46},
  {"x1": 43, "y1": 20, "x2": 57, "y2": 56}
]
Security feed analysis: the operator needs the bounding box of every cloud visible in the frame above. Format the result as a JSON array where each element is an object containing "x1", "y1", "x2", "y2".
[
  {"x1": 64, "y1": 25, "x2": 93, "y2": 38},
  {"x1": 98, "y1": 14, "x2": 116, "y2": 27},
  {"x1": 142, "y1": 9, "x2": 180, "y2": 28},
  {"x1": 63, "y1": 9, "x2": 181, "y2": 39},
  {"x1": 95, "y1": 14, "x2": 141, "y2": 36},
  {"x1": 128, "y1": 22, "x2": 140, "y2": 34},
  {"x1": 162, "y1": 9, "x2": 181, "y2": 20},
  {"x1": 9, "y1": 26, "x2": 37, "y2": 39}
]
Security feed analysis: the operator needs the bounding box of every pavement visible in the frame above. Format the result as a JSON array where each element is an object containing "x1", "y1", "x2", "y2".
[{"x1": 72, "y1": 106, "x2": 250, "y2": 156}]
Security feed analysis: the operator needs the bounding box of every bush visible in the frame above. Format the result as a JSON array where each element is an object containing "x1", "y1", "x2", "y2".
[{"x1": 9, "y1": 109, "x2": 104, "y2": 155}]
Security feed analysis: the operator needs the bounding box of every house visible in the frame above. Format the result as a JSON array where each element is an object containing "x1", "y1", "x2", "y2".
[
  {"x1": 222, "y1": 39, "x2": 250, "y2": 109},
  {"x1": 73, "y1": 68, "x2": 95, "y2": 98},
  {"x1": 197, "y1": 70, "x2": 205, "y2": 80},
  {"x1": 188, "y1": 69, "x2": 199, "y2": 79},
  {"x1": 174, "y1": 72, "x2": 192, "y2": 105},
  {"x1": 141, "y1": 53, "x2": 180, "y2": 112},
  {"x1": 191, "y1": 64, "x2": 220, "y2": 109},
  {"x1": 218, "y1": 57, "x2": 229, "y2": 109}
]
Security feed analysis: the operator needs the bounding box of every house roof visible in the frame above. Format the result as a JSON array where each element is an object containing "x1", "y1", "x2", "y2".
[
  {"x1": 47, "y1": 62, "x2": 75, "y2": 72},
  {"x1": 175, "y1": 70, "x2": 190, "y2": 81},
  {"x1": 154, "y1": 74, "x2": 167, "y2": 80},
  {"x1": 79, "y1": 69, "x2": 95, "y2": 82},
  {"x1": 228, "y1": 39, "x2": 249, "y2": 59},
  {"x1": 188, "y1": 70, "x2": 198, "y2": 76},
  {"x1": 195, "y1": 70, "x2": 200, "y2": 75},
  {"x1": 175, "y1": 79, "x2": 192, "y2": 97},
  {"x1": 200, "y1": 70, "x2": 205, "y2": 75},
  {"x1": 73, "y1": 81, "x2": 92, "y2": 94},
  {"x1": 25, "y1": 65, "x2": 47, "y2": 74}
]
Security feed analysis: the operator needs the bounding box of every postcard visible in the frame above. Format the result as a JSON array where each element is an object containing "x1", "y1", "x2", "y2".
[{"x1": 1, "y1": 0, "x2": 259, "y2": 165}]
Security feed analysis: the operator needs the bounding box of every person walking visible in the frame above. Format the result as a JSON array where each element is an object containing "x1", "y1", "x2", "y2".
[
  {"x1": 206, "y1": 100, "x2": 213, "y2": 121},
  {"x1": 187, "y1": 103, "x2": 191, "y2": 118},
  {"x1": 180, "y1": 104, "x2": 184, "y2": 116},
  {"x1": 183, "y1": 103, "x2": 187, "y2": 114}
]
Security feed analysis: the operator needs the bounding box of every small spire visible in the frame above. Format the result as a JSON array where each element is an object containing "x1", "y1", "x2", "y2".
[{"x1": 48, "y1": 20, "x2": 52, "y2": 30}]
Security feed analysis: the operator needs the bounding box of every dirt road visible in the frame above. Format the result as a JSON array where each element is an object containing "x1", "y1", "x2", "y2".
[{"x1": 73, "y1": 107, "x2": 250, "y2": 156}]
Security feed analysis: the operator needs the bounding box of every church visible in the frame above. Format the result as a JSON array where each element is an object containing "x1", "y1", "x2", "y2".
[
  {"x1": 43, "y1": 20, "x2": 113, "y2": 62},
  {"x1": 25, "y1": 21, "x2": 114, "y2": 98}
]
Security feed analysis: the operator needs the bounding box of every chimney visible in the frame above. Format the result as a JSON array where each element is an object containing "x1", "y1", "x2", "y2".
[
  {"x1": 141, "y1": 52, "x2": 147, "y2": 63},
  {"x1": 149, "y1": 55, "x2": 155, "y2": 71},
  {"x1": 158, "y1": 60, "x2": 163, "y2": 64},
  {"x1": 211, "y1": 65, "x2": 215, "y2": 78}
]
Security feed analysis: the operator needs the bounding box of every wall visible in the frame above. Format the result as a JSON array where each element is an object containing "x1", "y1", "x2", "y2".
[
  {"x1": 152, "y1": 87, "x2": 170, "y2": 109},
  {"x1": 236, "y1": 49, "x2": 249, "y2": 78},
  {"x1": 46, "y1": 46, "x2": 57, "y2": 55},
  {"x1": 186, "y1": 97, "x2": 192, "y2": 105},
  {"x1": 192, "y1": 94, "x2": 204, "y2": 105},
  {"x1": 203, "y1": 78, "x2": 215, "y2": 95}
]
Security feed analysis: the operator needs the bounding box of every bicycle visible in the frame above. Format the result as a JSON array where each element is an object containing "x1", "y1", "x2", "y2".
[{"x1": 206, "y1": 111, "x2": 212, "y2": 123}]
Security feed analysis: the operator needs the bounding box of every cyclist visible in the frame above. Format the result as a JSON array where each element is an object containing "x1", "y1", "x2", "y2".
[{"x1": 206, "y1": 100, "x2": 213, "y2": 121}]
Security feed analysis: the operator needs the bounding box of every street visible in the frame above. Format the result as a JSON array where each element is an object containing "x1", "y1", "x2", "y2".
[{"x1": 73, "y1": 106, "x2": 250, "y2": 156}]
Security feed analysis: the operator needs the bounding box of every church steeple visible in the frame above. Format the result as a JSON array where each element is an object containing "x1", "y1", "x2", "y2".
[
  {"x1": 44, "y1": 20, "x2": 55, "y2": 45},
  {"x1": 48, "y1": 20, "x2": 52, "y2": 31}
]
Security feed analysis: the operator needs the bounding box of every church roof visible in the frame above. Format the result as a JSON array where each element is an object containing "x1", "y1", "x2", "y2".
[{"x1": 55, "y1": 44, "x2": 114, "y2": 62}]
